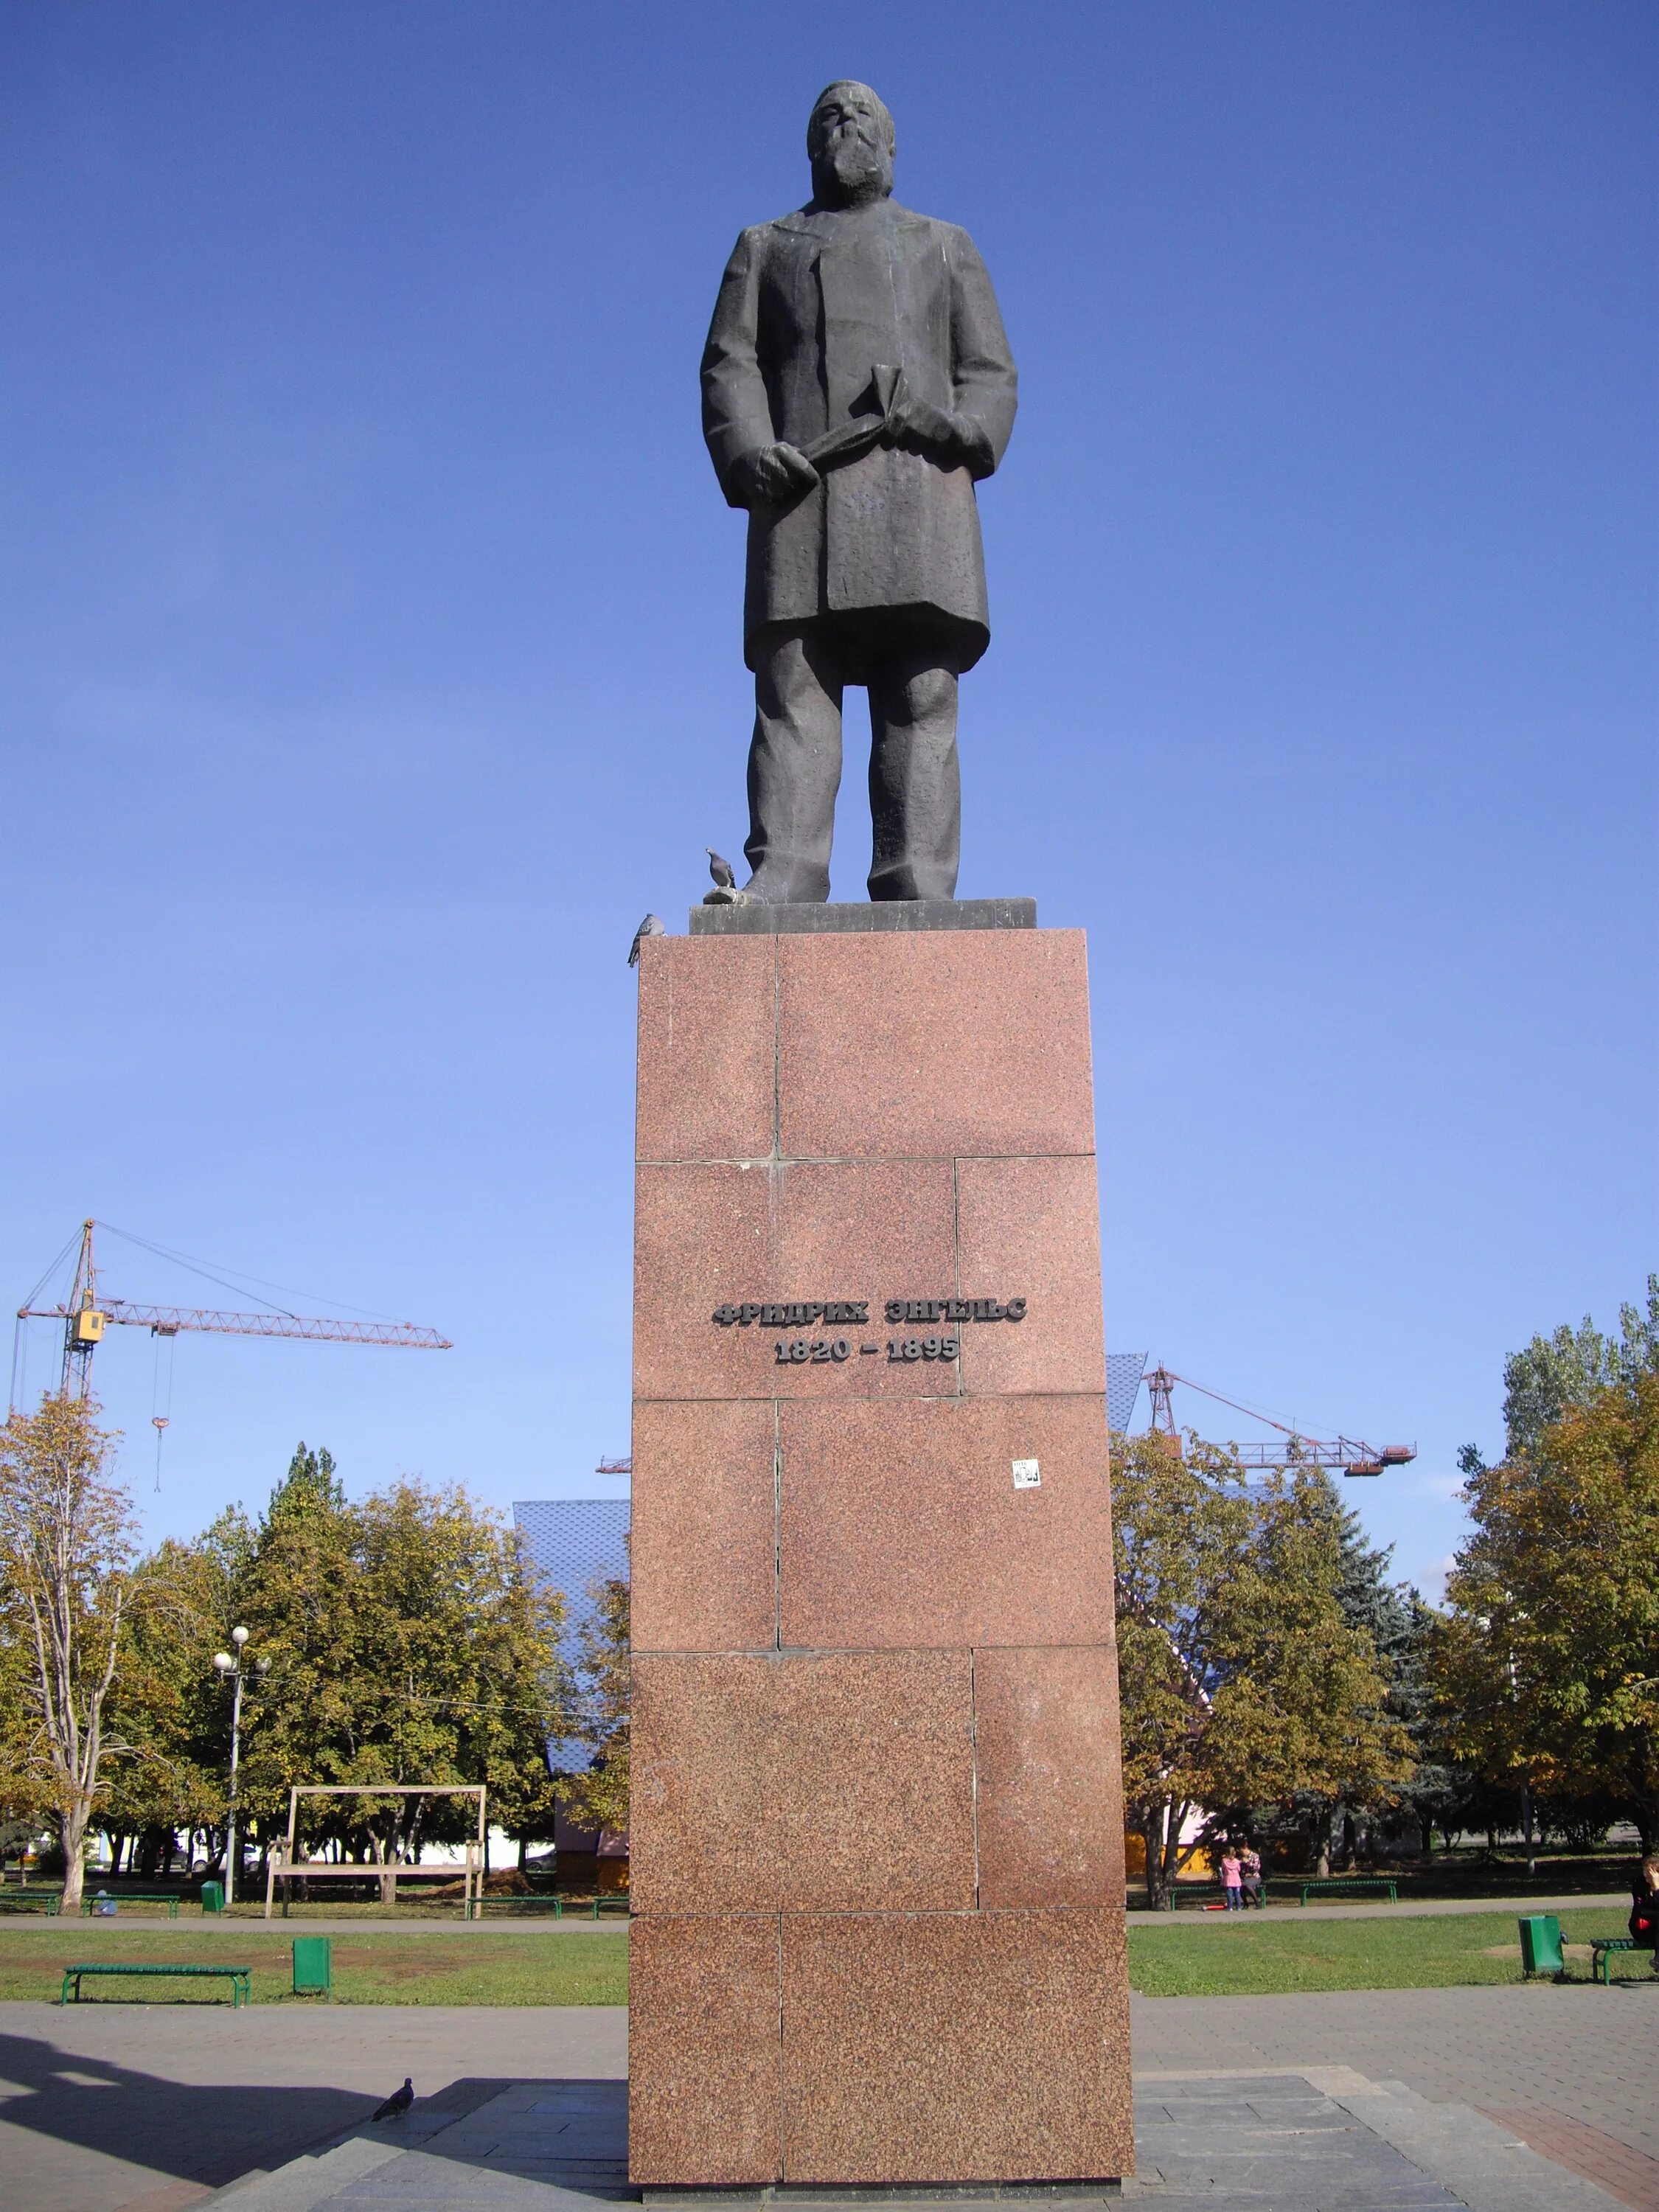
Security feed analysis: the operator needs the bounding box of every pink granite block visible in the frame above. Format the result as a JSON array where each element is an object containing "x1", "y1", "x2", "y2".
[
  {"x1": 776, "y1": 1394, "x2": 1113, "y2": 1649},
  {"x1": 776, "y1": 931, "x2": 1095, "y2": 1161},
  {"x1": 630, "y1": 1649, "x2": 976, "y2": 1913},
  {"x1": 780, "y1": 1909, "x2": 1133, "y2": 2182},
  {"x1": 955, "y1": 1152, "x2": 1107, "y2": 1396},
  {"x1": 633, "y1": 1158, "x2": 956, "y2": 1399},
  {"x1": 630, "y1": 1399, "x2": 776, "y2": 1653},
  {"x1": 635, "y1": 933, "x2": 775, "y2": 1164},
  {"x1": 973, "y1": 1645, "x2": 1127, "y2": 1907},
  {"x1": 628, "y1": 1914, "x2": 782, "y2": 2183}
]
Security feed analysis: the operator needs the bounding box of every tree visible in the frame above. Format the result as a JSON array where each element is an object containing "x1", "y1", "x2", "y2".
[
  {"x1": 222, "y1": 1450, "x2": 572, "y2": 1887},
  {"x1": 0, "y1": 1397, "x2": 134, "y2": 1908},
  {"x1": 101, "y1": 1536, "x2": 234, "y2": 1865},
  {"x1": 1112, "y1": 1433, "x2": 1411, "y2": 1907},
  {"x1": 1291, "y1": 1472, "x2": 1448, "y2": 1868},
  {"x1": 558, "y1": 1558, "x2": 630, "y2": 1841},
  {"x1": 1499, "y1": 1274, "x2": 1659, "y2": 1458},
  {"x1": 1435, "y1": 1368, "x2": 1659, "y2": 1848}
]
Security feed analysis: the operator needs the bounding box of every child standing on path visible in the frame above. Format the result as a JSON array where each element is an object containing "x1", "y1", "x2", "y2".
[{"x1": 1220, "y1": 1848, "x2": 1243, "y2": 1910}]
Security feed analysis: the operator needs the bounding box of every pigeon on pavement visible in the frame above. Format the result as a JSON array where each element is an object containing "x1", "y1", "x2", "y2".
[
  {"x1": 628, "y1": 913, "x2": 666, "y2": 967},
  {"x1": 706, "y1": 847, "x2": 737, "y2": 889},
  {"x1": 372, "y1": 2078, "x2": 414, "y2": 2122}
]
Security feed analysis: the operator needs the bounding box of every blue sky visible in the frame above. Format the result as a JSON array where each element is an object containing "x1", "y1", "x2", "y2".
[{"x1": 2, "y1": 1, "x2": 1653, "y2": 1596}]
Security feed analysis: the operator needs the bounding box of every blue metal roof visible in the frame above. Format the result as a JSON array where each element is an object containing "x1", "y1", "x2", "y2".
[
  {"x1": 513, "y1": 1498, "x2": 630, "y2": 1773},
  {"x1": 1107, "y1": 1351, "x2": 1149, "y2": 1434}
]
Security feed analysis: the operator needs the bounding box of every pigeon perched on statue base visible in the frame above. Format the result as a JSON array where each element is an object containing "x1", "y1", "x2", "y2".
[
  {"x1": 627, "y1": 914, "x2": 666, "y2": 967},
  {"x1": 703, "y1": 847, "x2": 756, "y2": 906}
]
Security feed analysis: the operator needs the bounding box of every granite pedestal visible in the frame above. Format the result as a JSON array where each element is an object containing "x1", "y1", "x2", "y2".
[{"x1": 628, "y1": 901, "x2": 1133, "y2": 2193}]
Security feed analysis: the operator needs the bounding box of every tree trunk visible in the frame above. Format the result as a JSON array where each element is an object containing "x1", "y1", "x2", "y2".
[
  {"x1": 1141, "y1": 1820, "x2": 1165, "y2": 1910},
  {"x1": 59, "y1": 1805, "x2": 90, "y2": 1911},
  {"x1": 1632, "y1": 1797, "x2": 1655, "y2": 1855}
]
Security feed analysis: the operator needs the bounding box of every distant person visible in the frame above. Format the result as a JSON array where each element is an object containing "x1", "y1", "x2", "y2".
[
  {"x1": 1630, "y1": 1855, "x2": 1659, "y2": 1969},
  {"x1": 1220, "y1": 1848, "x2": 1243, "y2": 1910},
  {"x1": 1240, "y1": 1846, "x2": 1265, "y2": 1909}
]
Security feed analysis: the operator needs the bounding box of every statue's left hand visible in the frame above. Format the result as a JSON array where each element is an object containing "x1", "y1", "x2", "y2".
[
  {"x1": 884, "y1": 386, "x2": 994, "y2": 475},
  {"x1": 884, "y1": 386, "x2": 958, "y2": 455}
]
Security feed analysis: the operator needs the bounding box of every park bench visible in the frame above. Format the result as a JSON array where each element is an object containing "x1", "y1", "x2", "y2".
[
  {"x1": 81, "y1": 1891, "x2": 183, "y2": 1918},
  {"x1": 1590, "y1": 1936, "x2": 1648, "y2": 1985},
  {"x1": 1298, "y1": 1877, "x2": 1398, "y2": 1905},
  {"x1": 58, "y1": 1962, "x2": 252, "y2": 2007},
  {"x1": 0, "y1": 1890, "x2": 61, "y2": 1914},
  {"x1": 1169, "y1": 1883, "x2": 1270, "y2": 1910},
  {"x1": 549, "y1": 1893, "x2": 630, "y2": 1919}
]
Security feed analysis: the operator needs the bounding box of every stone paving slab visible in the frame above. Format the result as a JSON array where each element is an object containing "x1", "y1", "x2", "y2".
[
  {"x1": 1, "y1": 1991, "x2": 1652, "y2": 2212},
  {"x1": 1130, "y1": 1983, "x2": 1659, "y2": 2169},
  {"x1": 220, "y1": 2070, "x2": 1627, "y2": 2211}
]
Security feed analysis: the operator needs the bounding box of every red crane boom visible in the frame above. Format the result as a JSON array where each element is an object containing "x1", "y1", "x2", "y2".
[{"x1": 1144, "y1": 1365, "x2": 1413, "y2": 1478}]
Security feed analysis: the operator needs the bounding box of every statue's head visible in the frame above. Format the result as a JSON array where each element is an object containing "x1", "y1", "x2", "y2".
[{"x1": 807, "y1": 81, "x2": 895, "y2": 209}]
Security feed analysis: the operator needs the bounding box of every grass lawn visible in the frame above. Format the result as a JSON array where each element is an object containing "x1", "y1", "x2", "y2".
[
  {"x1": 1125, "y1": 1907, "x2": 1644, "y2": 1996},
  {"x1": 5, "y1": 1910, "x2": 1649, "y2": 2005},
  {"x1": 0, "y1": 1926, "x2": 627, "y2": 2006}
]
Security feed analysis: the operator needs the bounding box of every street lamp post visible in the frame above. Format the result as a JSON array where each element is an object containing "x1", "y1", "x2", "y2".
[{"x1": 212, "y1": 1628, "x2": 265, "y2": 1906}]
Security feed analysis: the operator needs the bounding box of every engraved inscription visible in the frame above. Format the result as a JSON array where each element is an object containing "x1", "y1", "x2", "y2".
[
  {"x1": 712, "y1": 1295, "x2": 1026, "y2": 1327},
  {"x1": 712, "y1": 1293, "x2": 1029, "y2": 1370}
]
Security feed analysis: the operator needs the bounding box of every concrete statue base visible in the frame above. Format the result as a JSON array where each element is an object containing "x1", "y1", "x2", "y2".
[{"x1": 627, "y1": 902, "x2": 1133, "y2": 2190}]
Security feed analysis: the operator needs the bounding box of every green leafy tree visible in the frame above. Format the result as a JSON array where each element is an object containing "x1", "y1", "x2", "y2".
[
  {"x1": 559, "y1": 1557, "x2": 630, "y2": 1841},
  {"x1": 1435, "y1": 1366, "x2": 1659, "y2": 1847},
  {"x1": 1287, "y1": 1472, "x2": 1447, "y2": 1868},
  {"x1": 1113, "y1": 1433, "x2": 1411, "y2": 1907},
  {"x1": 223, "y1": 1449, "x2": 572, "y2": 1885},
  {"x1": 101, "y1": 1536, "x2": 232, "y2": 1857},
  {"x1": 1499, "y1": 1274, "x2": 1659, "y2": 1458},
  {"x1": 0, "y1": 1396, "x2": 134, "y2": 1908}
]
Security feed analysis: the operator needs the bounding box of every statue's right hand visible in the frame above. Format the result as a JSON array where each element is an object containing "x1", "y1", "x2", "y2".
[{"x1": 733, "y1": 442, "x2": 820, "y2": 507}]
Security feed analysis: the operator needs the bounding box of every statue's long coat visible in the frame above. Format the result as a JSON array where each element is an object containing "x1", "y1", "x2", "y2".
[{"x1": 701, "y1": 198, "x2": 1018, "y2": 670}]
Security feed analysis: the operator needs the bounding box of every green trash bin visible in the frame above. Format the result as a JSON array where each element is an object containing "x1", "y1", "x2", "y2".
[
  {"x1": 293, "y1": 1936, "x2": 332, "y2": 1997},
  {"x1": 200, "y1": 1880, "x2": 225, "y2": 1915},
  {"x1": 1518, "y1": 1913, "x2": 1564, "y2": 1980}
]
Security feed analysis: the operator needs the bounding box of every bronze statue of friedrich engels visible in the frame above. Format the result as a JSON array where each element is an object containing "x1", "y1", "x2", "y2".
[{"x1": 701, "y1": 82, "x2": 1018, "y2": 904}]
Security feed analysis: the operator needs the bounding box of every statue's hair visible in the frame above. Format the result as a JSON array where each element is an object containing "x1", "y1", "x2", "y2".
[{"x1": 807, "y1": 81, "x2": 896, "y2": 160}]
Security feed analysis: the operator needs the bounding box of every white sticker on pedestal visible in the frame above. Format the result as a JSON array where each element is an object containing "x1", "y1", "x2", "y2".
[{"x1": 1012, "y1": 1458, "x2": 1040, "y2": 1489}]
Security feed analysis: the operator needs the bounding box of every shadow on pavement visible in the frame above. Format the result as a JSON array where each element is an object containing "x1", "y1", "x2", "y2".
[{"x1": 0, "y1": 2028, "x2": 376, "y2": 2188}]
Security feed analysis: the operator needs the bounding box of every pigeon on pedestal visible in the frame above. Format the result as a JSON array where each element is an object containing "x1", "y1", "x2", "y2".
[
  {"x1": 706, "y1": 848, "x2": 737, "y2": 890},
  {"x1": 627, "y1": 914, "x2": 666, "y2": 967}
]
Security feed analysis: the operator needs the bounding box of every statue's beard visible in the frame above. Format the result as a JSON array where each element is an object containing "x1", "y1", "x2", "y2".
[{"x1": 813, "y1": 132, "x2": 893, "y2": 207}]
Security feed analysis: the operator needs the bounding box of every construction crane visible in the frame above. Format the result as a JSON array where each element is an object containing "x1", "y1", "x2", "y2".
[
  {"x1": 1142, "y1": 1365, "x2": 1414, "y2": 1478},
  {"x1": 13, "y1": 1220, "x2": 451, "y2": 1406}
]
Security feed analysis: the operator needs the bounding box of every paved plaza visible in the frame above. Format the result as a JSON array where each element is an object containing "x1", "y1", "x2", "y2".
[{"x1": 0, "y1": 1985, "x2": 1655, "y2": 2212}]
